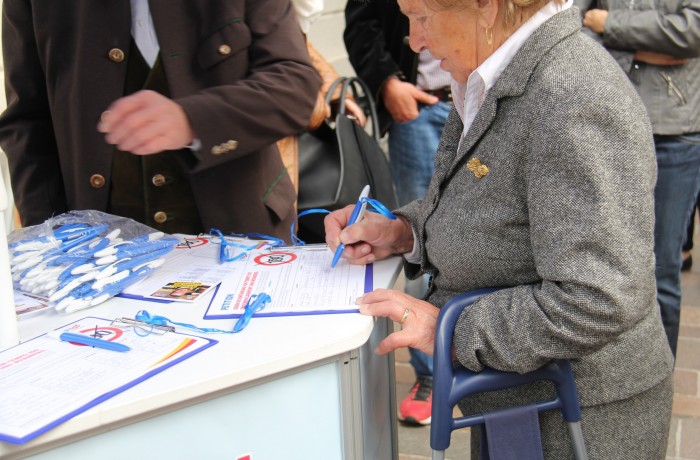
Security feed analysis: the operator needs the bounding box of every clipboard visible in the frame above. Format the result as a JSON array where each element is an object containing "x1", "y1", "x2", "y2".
[
  {"x1": 117, "y1": 233, "x2": 260, "y2": 304},
  {"x1": 0, "y1": 316, "x2": 217, "y2": 444},
  {"x1": 203, "y1": 246, "x2": 373, "y2": 320}
]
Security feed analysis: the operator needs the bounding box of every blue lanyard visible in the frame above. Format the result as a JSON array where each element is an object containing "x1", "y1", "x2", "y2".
[
  {"x1": 134, "y1": 292, "x2": 272, "y2": 335},
  {"x1": 291, "y1": 198, "x2": 397, "y2": 246},
  {"x1": 209, "y1": 229, "x2": 284, "y2": 263},
  {"x1": 209, "y1": 228, "x2": 259, "y2": 263}
]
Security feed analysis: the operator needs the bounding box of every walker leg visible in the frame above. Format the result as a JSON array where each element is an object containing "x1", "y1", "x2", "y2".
[
  {"x1": 567, "y1": 421, "x2": 588, "y2": 460},
  {"x1": 432, "y1": 450, "x2": 446, "y2": 460}
]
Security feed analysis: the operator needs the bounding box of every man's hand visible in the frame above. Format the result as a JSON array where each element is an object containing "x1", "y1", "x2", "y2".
[
  {"x1": 634, "y1": 50, "x2": 688, "y2": 66},
  {"x1": 97, "y1": 90, "x2": 195, "y2": 155},
  {"x1": 583, "y1": 9, "x2": 608, "y2": 34},
  {"x1": 381, "y1": 77, "x2": 438, "y2": 123},
  {"x1": 583, "y1": 10, "x2": 688, "y2": 65}
]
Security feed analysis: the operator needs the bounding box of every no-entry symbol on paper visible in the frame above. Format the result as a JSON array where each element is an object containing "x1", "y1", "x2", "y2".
[
  {"x1": 176, "y1": 237, "x2": 208, "y2": 249},
  {"x1": 253, "y1": 252, "x2": 297, "y2": 266}
]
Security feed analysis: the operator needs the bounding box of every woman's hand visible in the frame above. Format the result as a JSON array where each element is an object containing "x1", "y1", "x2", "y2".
[
  {"x1": 308, "y1": 94, "x2": 368, "y2": 129},
  {"x1": 324, "y1": 206, "x2": 414, "y2": 265},
  {"x1": 343, "y1": 98, "x2": 368, "y2": 126},
  {"x1": 357, "y1": 288, "x2": 439, "y2": 355}
]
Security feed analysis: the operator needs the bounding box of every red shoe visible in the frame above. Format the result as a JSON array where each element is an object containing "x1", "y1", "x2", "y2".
[{"x1": 398, "y1": 377, "x2": 432, "y2": 425}]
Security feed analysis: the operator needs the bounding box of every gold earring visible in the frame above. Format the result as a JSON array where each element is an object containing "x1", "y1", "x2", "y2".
[{"x1": 485, "y1": 26, "x2": 493, "y2": 45}]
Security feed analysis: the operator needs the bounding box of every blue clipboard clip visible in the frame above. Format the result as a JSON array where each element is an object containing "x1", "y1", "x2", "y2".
[{"x1": 112, "y1": 316, "x2": 176, "y2": 335}]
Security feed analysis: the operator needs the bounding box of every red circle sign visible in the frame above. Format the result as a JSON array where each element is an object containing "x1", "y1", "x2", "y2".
[
  {"x1": 69, "y1": 326, "x2": 124, "y2": 346},
  {"x1": 176, "y1": 237, "x2": 209, "y2": 249},
  {"x1": 254, "y1": 252, "x2": 297, "y2": 266}
]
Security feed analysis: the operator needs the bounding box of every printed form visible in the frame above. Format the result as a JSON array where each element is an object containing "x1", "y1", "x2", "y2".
[
  {"x1": 204, "y1": 246, "x2": 372, "y2": 319},
  {"x1": 0, "y1": 317, "x2": 215, "y2": 444},
  {"x1": 120, "y1": 234, "x2": 255, "y2": 303},
  {"x1": 117, "y1": 235, "x2": 372, "y2": 318}
]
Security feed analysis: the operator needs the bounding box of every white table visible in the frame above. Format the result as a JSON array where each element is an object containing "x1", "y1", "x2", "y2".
[{"x1": 0, "y1": 257, "x2": 403, "y2": 460}]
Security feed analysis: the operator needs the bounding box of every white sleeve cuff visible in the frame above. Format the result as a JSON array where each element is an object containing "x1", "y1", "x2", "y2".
[
  {"x1": 404, "y1": 227, "x2": 421, "y2": 264},
  {"x1": 187, "y1": 138, "x2": 202, "y2": 151}
]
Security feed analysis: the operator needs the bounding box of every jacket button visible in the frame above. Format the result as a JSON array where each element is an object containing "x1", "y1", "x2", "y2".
[
  {"x1": 153, "y1": 211, "x2": 168, "y2": 224},
  {"x1": 226, "y1": 140, "x2": 238, "y2": 150},
  {"x1": 218, "y1": 44, "x2": 232, "y2": 55},
  {"x1": 108, "y1": 48, "x2": 125, "y2": 63},
  {"x1": 212, "y1": 145, "x2": 223, "y2": 155},
  {"x1": 90, "y1": 174, "x2": 106, "y2": 189},
  {"x1": 152, "y1": 174, "x2": 166, "y2": 187}
]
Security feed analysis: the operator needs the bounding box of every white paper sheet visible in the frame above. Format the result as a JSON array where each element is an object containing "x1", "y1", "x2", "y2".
[
  {"x1": 0, "y1": 317, "x2": 216, "y2": 444},
  {"x1": 204, "y1": 246, "x2": 371, "y2": 319},
  {"x1": 120, "y1": 234, "x2": 265, "y2": 303}
]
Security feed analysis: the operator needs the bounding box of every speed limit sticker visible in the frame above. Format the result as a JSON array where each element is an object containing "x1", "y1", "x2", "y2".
[{"x1": 253, "y1": 252, "x2": 297, "y2": 266}]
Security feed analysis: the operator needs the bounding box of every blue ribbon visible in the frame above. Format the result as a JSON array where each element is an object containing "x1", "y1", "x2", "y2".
[
  {"x1": 209, "y1": 229, "x2": 282, "y2": 263},
  {"x1": 134, "y1": 292, "x2": 272, "y2": 335}
]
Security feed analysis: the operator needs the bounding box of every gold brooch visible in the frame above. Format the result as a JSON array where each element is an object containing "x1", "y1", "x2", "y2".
[{"x1": 467, "y1": 157, "x2": 489, "y2": 178}]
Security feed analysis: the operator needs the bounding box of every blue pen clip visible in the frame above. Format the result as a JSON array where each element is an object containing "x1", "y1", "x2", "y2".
[
  {"x1": 233, "y1": 293, "x2": 272, "y2": 333},
  {"x1": 210, "y1": 228, "x2": 259, "y2": 264}
]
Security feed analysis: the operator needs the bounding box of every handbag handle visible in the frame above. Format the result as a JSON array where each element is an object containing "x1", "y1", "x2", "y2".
[{"x1": 324, "y1": 76, "x2": 381, "y2": 143}]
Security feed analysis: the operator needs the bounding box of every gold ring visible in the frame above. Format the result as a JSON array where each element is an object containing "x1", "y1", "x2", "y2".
[{"x1": 399, "y1": 307, "x2": 410, "y2": 324}]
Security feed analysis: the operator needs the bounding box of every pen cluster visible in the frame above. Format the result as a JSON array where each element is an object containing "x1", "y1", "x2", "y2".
[{"x1": 8, "y1": 211, "x2": 178, "y2": 313}]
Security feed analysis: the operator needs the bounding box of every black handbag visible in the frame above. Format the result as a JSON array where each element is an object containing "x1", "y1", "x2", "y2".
[{"x1": 297, "y1": 77, "x2": 398, "y2": 242}]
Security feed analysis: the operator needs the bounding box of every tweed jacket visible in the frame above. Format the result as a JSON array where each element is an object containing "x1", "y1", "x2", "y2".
[
  {"x1": 0, "y1": 0, "x2": 320, "y2": 239},
  {"x1": 397, "y1": 7, "x2": 674, "y2": 407}
]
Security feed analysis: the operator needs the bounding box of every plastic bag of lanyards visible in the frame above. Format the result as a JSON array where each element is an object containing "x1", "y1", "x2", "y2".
[{"x1": 8, "y1": 210, "x2": 179, "y2": 314}]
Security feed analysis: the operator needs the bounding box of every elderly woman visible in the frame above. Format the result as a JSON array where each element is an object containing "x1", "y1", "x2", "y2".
[{"x1": 326, "y1": 0, "x2": 674, "y2": 457}]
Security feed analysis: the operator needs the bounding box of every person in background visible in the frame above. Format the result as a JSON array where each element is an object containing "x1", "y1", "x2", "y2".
[
  {"x1": 0, "y1": 1, "x2": 15, "y2": 234},
  {"x1": 344, "y1": 0, "x2": 453, "y2": 425},
  {"x1": 0, "y1": 0, "x2": 320, "y2": 241},
  {"x1": 576, "y1": 0, "x2": 700, "y2": 358},
  {"x1": 280, "y1": 0, "x2": 366, "y2": 194},
  {"x1": 327, "y1": 0, "x2": 674, "y2": 457}
]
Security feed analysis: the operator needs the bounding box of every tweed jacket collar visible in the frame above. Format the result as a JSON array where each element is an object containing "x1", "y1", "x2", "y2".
[{"x1": 441, "y1": 7, "x2": 582, "y2": 180}]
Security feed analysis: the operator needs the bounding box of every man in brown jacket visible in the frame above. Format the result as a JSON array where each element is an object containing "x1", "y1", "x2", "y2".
[{"x1": 0, "y1": 0, "x2": 321, "y2": 240}]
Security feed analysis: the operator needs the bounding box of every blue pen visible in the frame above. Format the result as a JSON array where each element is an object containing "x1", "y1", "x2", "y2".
[
  {"x1": 93, "y1": 232, "x2": 166, "y2": 257},
  {"x1": 61, "y1": 259, "x2": 167, "y2": 313},
  {"x1": 56, "y1": 332, "x2": 131, "y2": 352},
  {"x1": 93, "y1": 245, "x2": 172, "y2": 280},
  {"x1": 331, "y1": 185, "x2": 371, "y2": 268},
  {"x1": 50, "y1": 228, "x2": 121, "y2": 266},
  {"x1": 59, "y1": 224, "x2": 109, "y2": 252},
  {"x1": 94, "y1": 237, "x2": 178, "y2": 265},
  {"x1": 233, "y1": 293, "x2": 272, "y2": 332}
]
